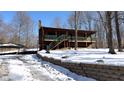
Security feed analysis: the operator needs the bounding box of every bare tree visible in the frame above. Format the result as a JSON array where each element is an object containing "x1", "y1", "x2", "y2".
[
  {"x1": 53, "y1": 17, "x2": 61, "y2": 28},
  {"x1": 97, "y1": 12, "x2": 109, "y2": 48},
  {"x1": 106, "y1": 11, "x2": 116, "y2": 54},
  {"x1": 68, "y1": 11, "x2": 82, "y2": 29},
  {"x1": 11, "y1": 11, "x2": 34, "y2": 48},
  {"x1": 95, "y1": 20, "x2": 106, "y2": 48},
  {"x1": 68, "y1": 11, "x2": 100, "y2": 48},
  {"x1": 0, "y1": 15, "x2": 14, "y2": 43},
  {"x1": 114, "y1": 11, "x2": 122, "y2": 52},
  {"x1": 0, "y1": 15, "x2": 4, "y2": 43},
  {"x1": 80, "y1": 11, "x2": 95, "y2": 30},
  {"x1": 68, "y1": 13, "x2": 75, "y2": 29}
]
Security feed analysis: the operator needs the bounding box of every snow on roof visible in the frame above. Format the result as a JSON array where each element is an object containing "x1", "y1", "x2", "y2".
[
  {"x1": 0, "y1": 43, "x2": 24, "y2": 48},
  {"x1": 0, "y1": 43, "x2": 17, "y2": 46}
]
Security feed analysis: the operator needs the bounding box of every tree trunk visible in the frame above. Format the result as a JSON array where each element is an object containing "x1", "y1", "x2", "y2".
[
  {"x1": 75, "y1": 11, "x2": 78, "y2": 50},
  {"x1": 114, "y1": 11, "x2": 123, "y2": 52},
  {"x1": 106, "y1": 11, "x2": 116, "y2": 54}
]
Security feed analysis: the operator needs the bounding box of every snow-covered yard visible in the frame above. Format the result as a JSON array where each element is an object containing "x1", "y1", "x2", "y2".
[
  {"x1": 0, "y1": 54, "x2": 94, "y2": 81},
  {"x1": 38, "y1": 48, "x2": 124, "y2": 66},
  {"x1": 1, "y1": 48, "x2": 124, "y2": 81}
]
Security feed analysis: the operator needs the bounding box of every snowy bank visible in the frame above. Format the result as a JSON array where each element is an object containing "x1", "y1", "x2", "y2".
[
  {"x1": 37, "y1": 49, "x2": 124, "y2": 80},
  {"x1": 38, "y1": 48, "x2": 124, "y2": 66}
]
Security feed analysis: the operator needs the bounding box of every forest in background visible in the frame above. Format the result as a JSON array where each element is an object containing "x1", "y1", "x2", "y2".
[
  {"x1": 0, "y1": 11, "x2": 37, "y2": 48},
  {"x1": 53, "y1": 11, "x2": 124, "y2": 54},
  {"x1": 0, "y1": 11, "x2": 124, "y2": 54}
]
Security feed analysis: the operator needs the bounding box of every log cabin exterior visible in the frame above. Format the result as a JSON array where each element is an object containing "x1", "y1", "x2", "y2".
[{"x1": 39, "y1": 26, "x2": 96, "y2": 50}]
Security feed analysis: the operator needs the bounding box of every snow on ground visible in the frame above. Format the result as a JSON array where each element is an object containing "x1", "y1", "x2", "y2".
[
  {"x1": 0, "y1": 54, "x2": 94, "y2": 81},
  {"x1": 38, "y1": 48, "x2": 124, "y2": 66},
  {"x1": 21, "y1": 55, "x2": 95, "y2": 81},
  {"x1": 0, "y1": 55, "x2": 34, "y2": 81},
  {"x1": 7, "y1": 59, "x2": 34, "y2": 81},
  {"x1": 0, "y1": 50, "x2": 18, "y2": 54},
  {"x1": 25, "y1": 48, "x2": 38, "y2": 51}
]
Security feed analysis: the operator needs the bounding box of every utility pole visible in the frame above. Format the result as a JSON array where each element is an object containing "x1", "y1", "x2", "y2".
[{"x1": 75, "y1": 11, "x2": 78, "y2": 50}]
